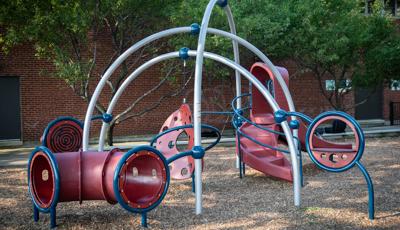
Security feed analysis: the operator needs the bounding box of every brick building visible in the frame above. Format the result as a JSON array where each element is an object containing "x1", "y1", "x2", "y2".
[{"x1": 1, "y1": 27, "x2": 399, "y2": 145}]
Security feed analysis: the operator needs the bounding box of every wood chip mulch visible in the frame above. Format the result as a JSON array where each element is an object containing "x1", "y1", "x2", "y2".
[{"x1": 0, "y1": 137, "x2": 399, "y2": 229}]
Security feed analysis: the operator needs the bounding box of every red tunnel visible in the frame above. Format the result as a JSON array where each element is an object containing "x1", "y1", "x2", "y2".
[{"x1": 29, "y1": 148, "x2": 169, "y2": 211}]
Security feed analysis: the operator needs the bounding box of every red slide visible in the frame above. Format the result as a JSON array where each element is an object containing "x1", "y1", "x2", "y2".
[
  {"x1": 237, "y1": 62, "x2": 352, "y2": 182},
  {"x1": 237, "y1": 63, "x2": 293, "y2": 181}
]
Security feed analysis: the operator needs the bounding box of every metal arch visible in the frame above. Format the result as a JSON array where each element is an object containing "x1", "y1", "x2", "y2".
[
  {"x1": 193, "y1": 1, "x2": 298, "y2": 213},
  {"x1": 192, "y1": 1, "x2": 220, "y2": 214},
  {"x1": 97, "y1": 52, "x2": 181, "y2": 151},
  {"x1": 196, "y1": 51, "x2": 301, "y2": 209},
  {"x1": 95, "y1": 50, "x2": 301, "y2": 212},
  {"x1": 96, "y1": 27, "x2": 298, "y2": 151},
  {"x1": 224, "y1": 5, "x2": 242, "y2": 110},
  {"x1": 82, "y1": 27, "x2": 190, "y2": 151},
  {"x1": 84, "y1": 4, "x2": 243, "y2": 153}
]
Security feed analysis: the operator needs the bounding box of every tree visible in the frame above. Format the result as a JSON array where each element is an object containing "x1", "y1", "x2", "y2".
[
  {"x1": 169, "y1": 0, "x2": 400, "y2": 111},
  {"x1": 0, "y1": 0, "x2": 193, "y2": 145}
]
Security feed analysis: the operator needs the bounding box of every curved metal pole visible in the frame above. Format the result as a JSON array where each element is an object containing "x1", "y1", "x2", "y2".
[
  {"x1": 82, "y1": 27, "x2": 190, "y2": 151},
  {"x1": 224, "y1": 5, "x2": 241, "y2": 110},
  {"x1": 198, "y1": 51, "x2": 301, "y2": 208},
  {"x1": 356, "y1": 161, "x2": 375, "y2": 219},
  {"x1": 206, "y1": 27, "x2": 299, "y2": 145},
  {"x1": 224, "y1": 5, "x2": 242, "y2": 169},
  {"x1": 193, "y1": 0, "x2": 219, "y2": 215},
  {"x1": 92, "y1": 27, "x2": 297, "y2": 152},
  {"x1": 97, "y1": 52, "x2": 180, "y2": 150},
  {"x1": 99, "y1": 50, "x2": 301, "y2": 211}
]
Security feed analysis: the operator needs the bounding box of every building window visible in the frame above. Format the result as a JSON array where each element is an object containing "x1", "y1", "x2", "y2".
[
  {"x1": 325, "y1": 79, "x2": 352, "y2": 92},
  {"x1": 365, "y1": 0, "x2": 400, "y2": 17},
  {"x1": 391, "y1": 80, "x2": 400, "y2": 90}
]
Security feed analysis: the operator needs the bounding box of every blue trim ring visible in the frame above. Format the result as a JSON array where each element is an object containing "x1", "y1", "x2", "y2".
[
  {"x1": 27, "y1": 146, "x2": 60, "y2": 213},
  {"x1": 305, "y1": 111, "x2": 365, "y2": 172},
  {"x1": 113, "y1": 145, "x2": 170, "y2": 213},
  {"x1": 41, "y1": 116, "x2": 83, "y2": 147}
]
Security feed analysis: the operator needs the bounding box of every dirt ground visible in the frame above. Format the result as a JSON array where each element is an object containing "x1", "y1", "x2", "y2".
[{"x1": 0, "y1": 137, "x2": 399, "y2": 229}]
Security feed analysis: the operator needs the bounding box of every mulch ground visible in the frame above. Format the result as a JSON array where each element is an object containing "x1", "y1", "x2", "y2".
[{"x1": 0, "y1": 137, "x2": 399, "y2": 229}]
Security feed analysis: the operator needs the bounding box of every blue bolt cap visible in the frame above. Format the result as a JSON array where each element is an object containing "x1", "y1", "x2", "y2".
[
  {"x1": 190, "y1": 23, "x2": 200, "y2": 35},
  {"x1": 179, "y1": 47, "x2": 190, "y2": 60},
  {"x1": 234, "y1": 117, "x2": 243, "y2": 127},
  {"x1": 102, "y1": 113, "x2": 113, "y2": 123},
  {"x1": 274, "y1": 110, "x2": 288, "y2": 124},
  {"x1": 217, "y1": 0, "x2": 228, "y2": 8},
  {"x1": 192, "y1": 146, "x2": 205, "y2": 159},
  {"x1": 289, "y1": 120, "x2": 300, "y2": 129}
]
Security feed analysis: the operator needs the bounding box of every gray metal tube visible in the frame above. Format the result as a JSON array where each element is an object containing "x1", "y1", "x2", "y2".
[
  {"x1": 92, "y1": 26, "x2": 301, "y2": 207},
  {"x1": 193, "y1": 0, "x2": 219, "y2": 215},
  {"x1": 225, "y1": 5, "x2": 241, "y2": 110},
  {"x1": 82, "y1": 27, "x2": 191, "y2": 151},
  {"x1": 224, "y1": 5, "x2": 242, "y2": 169},
  {"x1": 99, "y1": 50, "x2": 301, "y2": 209},
  {"x1": 198, "y1": 51, "x2": 301, "y2": 207},
  {"x1": 94, "y1": 27, "x2": 298, "y2": 154},
  {"x1": 98, "y1": 53, "x2": 180, "y2": 150}
]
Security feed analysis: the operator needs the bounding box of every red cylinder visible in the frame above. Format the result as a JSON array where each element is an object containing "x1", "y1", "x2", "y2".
[{"x1": 29, "y1": 148, "x2": 168, "y2": 210}]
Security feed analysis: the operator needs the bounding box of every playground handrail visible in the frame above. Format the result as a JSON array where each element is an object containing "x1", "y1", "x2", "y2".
[{"x1": 231, "y1": 94, "x2": 302, "y2": 149}]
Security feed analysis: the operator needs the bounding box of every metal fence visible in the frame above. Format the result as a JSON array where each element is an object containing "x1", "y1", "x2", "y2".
[{"x1": 390, "y1": 101, "x2": 400, "y2": 125}]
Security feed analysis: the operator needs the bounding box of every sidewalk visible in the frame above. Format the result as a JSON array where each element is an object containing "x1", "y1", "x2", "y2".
[{"x1": 1, "y1": 125, "x2": 399, "y2": 168}]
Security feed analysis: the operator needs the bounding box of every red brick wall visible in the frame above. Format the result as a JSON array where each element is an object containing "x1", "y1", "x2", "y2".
[
  {"x1": 0, "y1": 39, "x2": 235, "y2": 142},
  {"x1": 4, "y1": 37, "x2": 392, "y2": 143},
  {"x1": 282, "y1": 62, "x2": 355, "y2": 118},
  {"x1": 383, "y1": 86, "x2": 400, "y2": 120}
]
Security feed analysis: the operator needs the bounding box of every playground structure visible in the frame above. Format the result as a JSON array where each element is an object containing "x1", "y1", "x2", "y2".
[{"x1": 27, "y1": 0, "x2": 374, "y2": 228}]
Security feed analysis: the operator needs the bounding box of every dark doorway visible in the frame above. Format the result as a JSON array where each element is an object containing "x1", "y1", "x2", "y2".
[
  {"x1": 355, "y1": 86, "x2": 383, "y2": 120},
  {"x1": 0, "y1": 77, "x2": 21, "y2": 140}
]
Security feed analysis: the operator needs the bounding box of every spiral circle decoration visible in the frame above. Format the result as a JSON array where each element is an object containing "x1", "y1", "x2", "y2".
[{"x1": 42, "y1": 117, "x2": 83, "y2": 153}]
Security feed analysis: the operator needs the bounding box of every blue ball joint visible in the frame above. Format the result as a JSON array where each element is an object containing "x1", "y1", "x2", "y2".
[
  {"x1": 190, "y1": 23, "x2": 200, "y2": 35},
  {"x1": 217, "y1": 0, "x2": 228, "y2": 8},
  {"x1": 192, "y1": 146, "x2": 205, "y2": 159},
  {"x1": 179, "y1": 47, "x2": 190, "y2": 60},
  {"x1": 274, "y1": 110, "x2": 288, "y2": 124},
  {"x1": 289, "y1": 120, "x2": 300, "y2": 129},
  {"x1": 102, "y1": 113, "x2": 113, "y2": 123},
  {"x1": 234, "y1": 117, "x2": 243, "y2": 128}
]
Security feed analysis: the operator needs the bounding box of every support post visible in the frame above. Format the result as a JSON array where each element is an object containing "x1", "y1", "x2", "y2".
[
  {"x1": 356, "y1": 161, "x2": 375, "y2": 220},
  {"x1": 33, "y1": 205, "x2": 39, "y2": 222},
  {"x1": 299, "y1": 150, "x2": 304, "y2": 187},
  {"x1": 141, "y1": 212, "x2": 148, "y2": 227},
  {"x1": 50, "y1": 207, "x2": 56, "y2": 228},
  {"x1": 191, "y1": 173, "x2": 195, "y2": 193},
  {"x1": 237, "y1": 131, "x2": 243, "y2": 178},
  {"x1": 242, "y1": 161, "x2": 246, "y2": 176}
]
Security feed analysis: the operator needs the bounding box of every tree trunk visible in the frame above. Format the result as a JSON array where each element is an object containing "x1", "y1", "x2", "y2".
[{"x1": 107, "y1": 122, "x2": 116, "y2": 146}]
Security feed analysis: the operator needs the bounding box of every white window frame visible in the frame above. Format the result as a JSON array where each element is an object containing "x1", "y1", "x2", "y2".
[
  {"x1": 391, "y1": 80, "x2": 400, "y2": 91},
  {"x1": 325, "y1": 79, "x2": 352, "y2": 93},
  {"x1": 365, "y1": 0, "x2": 399, "y2": 17}
]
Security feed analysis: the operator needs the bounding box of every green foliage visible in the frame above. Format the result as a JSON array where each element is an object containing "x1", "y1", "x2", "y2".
[
  {"x1": 169, "y1": 0, "x2": 400, "y2": 110},
  {"x1": 0, "y1": 0, "x2": 178, "y2": 86},
  {"x1": 1, "y1": 0, "x2": 399, "y2": 111}
]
